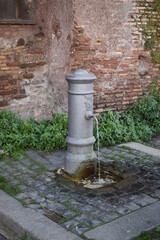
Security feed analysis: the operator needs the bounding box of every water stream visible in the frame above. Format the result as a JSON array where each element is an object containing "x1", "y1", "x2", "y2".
[{"x1": 93, "y1": 116, "x2": 105, "y2": 185}]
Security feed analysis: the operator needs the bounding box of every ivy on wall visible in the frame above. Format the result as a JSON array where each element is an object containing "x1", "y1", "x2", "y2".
[{"x1": 134, "y1": 0, "x2": 160, "y2": 64}]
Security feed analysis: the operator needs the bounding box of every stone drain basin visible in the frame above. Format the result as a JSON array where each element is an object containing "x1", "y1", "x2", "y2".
[{"x1": 57, "y1": 163, "x2": 126, "y2": 190}]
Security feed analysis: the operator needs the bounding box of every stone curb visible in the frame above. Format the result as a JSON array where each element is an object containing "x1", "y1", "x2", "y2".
[
  {"x1": 120, "y1": 142, "x2": 160, "y2": 158},
  {"x1": 85, "y1": 200, "x2": 160, "y2": 240},
  {"x1": 0, "y1": 190, "x2": 81, "y2": 240}
]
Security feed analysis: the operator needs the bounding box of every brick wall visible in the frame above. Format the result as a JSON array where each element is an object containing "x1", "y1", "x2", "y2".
[{"x1": 0, "y1": 0, "x2": 49, "y2": 120}]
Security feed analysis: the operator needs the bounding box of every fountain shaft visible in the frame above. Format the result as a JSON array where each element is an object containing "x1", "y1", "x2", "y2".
[{"x1": 65, "y1": 69, "x2": 97, "y2": 176}]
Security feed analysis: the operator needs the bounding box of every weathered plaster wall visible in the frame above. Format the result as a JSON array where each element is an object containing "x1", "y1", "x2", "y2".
[
  {"x1": 0, "y1": 0, "x2": 73, "y2": 120},
  {"x1": 47, "y1": 0, "x2": 73, "y2": 114}
]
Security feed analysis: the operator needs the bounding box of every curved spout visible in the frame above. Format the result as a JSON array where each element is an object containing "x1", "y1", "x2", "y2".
[{"x1": 85, "y1": 111, "x2": 93, "y2": 120}]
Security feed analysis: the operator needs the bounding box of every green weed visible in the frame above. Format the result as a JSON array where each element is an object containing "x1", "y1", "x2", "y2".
[
  {"x1": 0, "y1": 175, "x2": 21, "y2": 197},
  {"x1": 132, "y1": 226, "x2": 160, "y2": 240},
  {"x1": 16, "y1": 232, "x2": 33, "y2": 240}
]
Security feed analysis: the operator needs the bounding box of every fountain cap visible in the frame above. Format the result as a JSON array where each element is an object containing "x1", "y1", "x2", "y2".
[{"x1": 66, "y1": 69, "x2": 97, "y2": 83}]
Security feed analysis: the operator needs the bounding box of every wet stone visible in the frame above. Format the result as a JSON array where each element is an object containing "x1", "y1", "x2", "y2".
[
  {"x1": 98, "y1": 203, "x2": 116, "y2": 212},
  {"x1": 69, "y1": 199, "x2": 84, "y2": 210},
  {"x1": 85, "y1": 218, "x2": 103, "y2": 228},
  {"x1": 28, "y1": 191, "x2": 39, "y2": 200},
  {"x1": 18, "y1": 185, "x2": 29, "y2": 191},
  {"x1": 62, "y1": 210, "x2": 78, "y2": 219},
  {"x1": 100, "y1": 211, "x2": 119, "y2": 222},
  {"x1": 63, "y1": 219, "x2": 79, "y2": 230},
  {"x1": 115, "y1": 206, "x2": 131, "y2": 215},
  {"x1": 40, "y1": 202, "x2": 47, "y2": 208},
  {"x1": 124, "y1": 202, "x2": 140, "y2": 211},
  {"x1": 133, "y1": 197, "x2": 149, "y2": 207},
  {"x1": 136, "y1": 193, "x2": 157, "y2": 202},
  {"x1": 36, "y1": 184, "x2": 48, "y2": 192},
  {"x1": 72, "y1": 223, "x2": 89, "y2": 235},
  {"x1": 16, "y1": 193, "x2": 28, "y2": 200},
  {"x1": 141, "y1": 195, "x2": 158, "y2": 204},
  {"x1": 27, "y1": 204, "x2": 40, "y2": 210},
  {"x1": 45, "y1": 177, "x2": 52, "y2": 182},
  {"x1": 74, "y1": 213, "x2": 93, "y2": 223},
  {"x1": 32, "y1": 181, "x2": 44, "y2": 188},
  {"x1": 53, "y1": 193, "x2": 70, "y2": 203},
  {"x1": 46, "y1": 172, "x2": 56, "y2": 178},
  {"x1": 46, "y1": 193, "x2": 56, "y2": 200},
  {"x1": 48, "y1": 202, "x2": 67, "y2": 214},
  {"x1": 79, "y1": 204, "x2": 95, "y2": 213},
  {"x1": 36, "y1": 197, "x2": 46, "y2": 204}
]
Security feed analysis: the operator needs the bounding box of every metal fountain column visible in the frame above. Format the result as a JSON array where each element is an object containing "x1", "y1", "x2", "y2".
[{"x1": 65, "y1": 69, "x2": 97, "y2": 176}]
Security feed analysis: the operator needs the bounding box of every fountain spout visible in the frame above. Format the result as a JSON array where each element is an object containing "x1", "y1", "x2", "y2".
[{"x1": 85, "y1": 111, "x2": 93, "y2": 120}]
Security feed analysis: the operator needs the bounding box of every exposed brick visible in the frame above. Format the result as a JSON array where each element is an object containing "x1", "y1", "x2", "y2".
[
  {"x1": 23, "y1": 73, "x2": 34, "y2": 79},
  {"x1": 0, "y1": 89, "x2": 18, "y2": 96},
  {"x1": 20, "y1": 63, "x2": 28, "y2": 69},
  {"x1": 27, "y1": 49, "x2": 43, "y2": 54},
  {"x1": 0, "y1": 75, "x2": 10, "y2": 81}
]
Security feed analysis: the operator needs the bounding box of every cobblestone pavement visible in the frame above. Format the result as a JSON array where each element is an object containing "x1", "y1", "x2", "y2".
[{"x1": 0, "y1": 145, "x2": 160, "y2": 237}]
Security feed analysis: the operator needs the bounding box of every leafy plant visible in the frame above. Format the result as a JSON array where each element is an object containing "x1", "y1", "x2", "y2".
[{"x1": 0, "y1": 111, "x2": 68, "y2": 156}]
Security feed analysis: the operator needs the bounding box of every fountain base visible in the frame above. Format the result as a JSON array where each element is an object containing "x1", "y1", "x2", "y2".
[
  {"x1": 57, "y1": 163, "x2": 122, "y2": 189},
  {"x1": 65, "y1": 148, "x2": 97, "y2": 177}
]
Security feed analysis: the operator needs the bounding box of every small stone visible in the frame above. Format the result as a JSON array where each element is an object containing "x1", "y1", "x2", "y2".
[
  {"x1": 115, "y1": 206, "x2": 131, "y2": 215},
  {"x1": 27, "y1": 204, "x2": 40, "y2": 210},
  {"x1": 28, "y1": 191, "x2": 38, "y2": 200},
  {"x1": 73, "y1": 223, "x2": 89, "y2": 235},
  {"x1": 36, "y1": 197, "x2": 46, "y2": 204},
  {"x1": 45, "y1": 177, "x2": 52, "y2": 182},
  {"x1": 100, "y1": 211, "x2": 119, "y2": 222},
  {"x1": 16, "y1": 193, "x2": 28, "y2": 199},
  {"x1": 124, "y1": 202, "x2": 140, "y2": 211},
  {"x1": 62, "y1": 210, "x2": 77, "y2": 218},
  {"x1": 63, "y1": 219, "x2": 79, "y2": 229}
]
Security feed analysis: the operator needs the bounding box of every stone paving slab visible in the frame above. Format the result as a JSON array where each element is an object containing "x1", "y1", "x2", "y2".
[
  {"x1": 120, "y1": 142, "x2": 160, "y2": 158},
  {"x1": 0, "y1": 190, "x2": 81, "y2": 240},
  {"x1": 85, "y1": 200, "x2": 160, "y2": 240}
]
